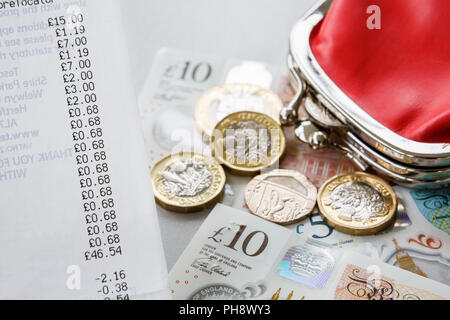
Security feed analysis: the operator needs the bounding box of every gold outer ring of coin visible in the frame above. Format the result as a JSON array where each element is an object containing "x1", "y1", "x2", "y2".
[
  {"x1": 210, "y1": 111, "x2": 287, "y2": 175},
  {"x1": 195, "y1": 83, "x2": 284, "y2": 137},
  {"x1": 150, "y1": 152, "x2": 226, "y2": 213},
  {"x1": 317, "y1": 172, "x2": 397, "y2": 236},
  {"x1": 245, "y1": 169, "x2": 317, "y2": 225}
]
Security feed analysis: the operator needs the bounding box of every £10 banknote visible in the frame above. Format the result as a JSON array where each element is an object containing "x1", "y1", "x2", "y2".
[
  {"x1": 138, "y1": 47, "x2": 357, "y2": 180},
  {"x1": 138, "y1": 47, "x2": 285, "y2": 166},
  {"x1": 169, "y1": 204, "x2": 449, "y2": 300},
  {"x1": 221, "y1": 176, "x2": 449, "y2": 285}
]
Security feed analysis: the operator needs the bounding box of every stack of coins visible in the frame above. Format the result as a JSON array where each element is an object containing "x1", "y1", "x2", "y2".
[{"x1": 150, "y1": 83, "x2": 398, "y2": 236}]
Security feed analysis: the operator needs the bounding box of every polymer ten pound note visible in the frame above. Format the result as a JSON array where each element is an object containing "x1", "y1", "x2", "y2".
[
  {"x1": 138, "y1": 47, "x2": 286, "y2": 167},
  {"x1": 0, "y1": 0, "x2": 168, "y2": 299},
  {"x1": 169, "y1": 204, "x2": 450, "y2": 300}
]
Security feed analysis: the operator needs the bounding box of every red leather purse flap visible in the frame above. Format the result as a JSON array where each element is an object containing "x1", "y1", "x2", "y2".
[{"x1": 310, "y1": 0, "x2": 450, "y2": 143}]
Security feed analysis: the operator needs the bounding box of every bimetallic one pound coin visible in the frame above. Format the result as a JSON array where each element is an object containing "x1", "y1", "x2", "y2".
[
  {"x1": 195, "y1": 83, "x2": 284, "y2": 137},
  {"x1": 150, "y1": 152, "x2": 226, "y2": 213},
  {"x1": 317, "y1": 172, "x2": 397, "y2": 235},
  {"x1": 245, "y1": 169, "x2": 317, "y2": 225},
  {"x1": 211, "y1": 111, "x2": 286, "y2": 175}
]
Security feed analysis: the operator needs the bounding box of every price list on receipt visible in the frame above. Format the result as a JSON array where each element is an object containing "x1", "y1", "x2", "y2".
[{"x1": 0, "y1": 0, "x2": 169, "y2": 299}]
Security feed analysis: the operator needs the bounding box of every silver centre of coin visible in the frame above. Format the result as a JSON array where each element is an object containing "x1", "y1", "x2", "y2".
[
  {"x1": 162, "y1": 160, "x2": 212, "y2": 197},
  {"x1": 330, "y1": 182, "x2": 384, "y2": 221},
  {"x1": 224, "y1": 121, "x2": 271, "y2": 163}
]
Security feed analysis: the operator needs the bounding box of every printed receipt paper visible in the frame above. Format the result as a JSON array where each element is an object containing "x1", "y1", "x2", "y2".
[{"x1": 0, "y1": 0, "x2": 168, "y2": 299}]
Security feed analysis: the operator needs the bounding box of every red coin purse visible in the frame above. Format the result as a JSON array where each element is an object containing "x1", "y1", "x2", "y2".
[
  {"x1": 311, "y1": 0, "x2": 450, "y2": 144},
  {"x1": 282, "y1": 0, "x2": 450, "y2": 188}
]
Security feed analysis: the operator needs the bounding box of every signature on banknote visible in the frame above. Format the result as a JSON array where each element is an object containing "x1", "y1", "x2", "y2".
[{"x1": 192, "y1": 257, "x2": 232, "y2": 277}]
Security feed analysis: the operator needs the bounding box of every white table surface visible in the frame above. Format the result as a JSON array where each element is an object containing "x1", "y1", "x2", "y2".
[{"x1": 119, "y1": 0, "x2": 318, "y2": 269}]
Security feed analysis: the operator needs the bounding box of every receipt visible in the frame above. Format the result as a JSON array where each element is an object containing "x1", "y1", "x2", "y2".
[{"x1": 0, "y1": 0, "x2": 168, "y2": 299}]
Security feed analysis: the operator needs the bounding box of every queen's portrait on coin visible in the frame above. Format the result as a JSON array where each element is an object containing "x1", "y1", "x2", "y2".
[{"x1": 330, "y1": 182, "x2": 384, "y2": 222}]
